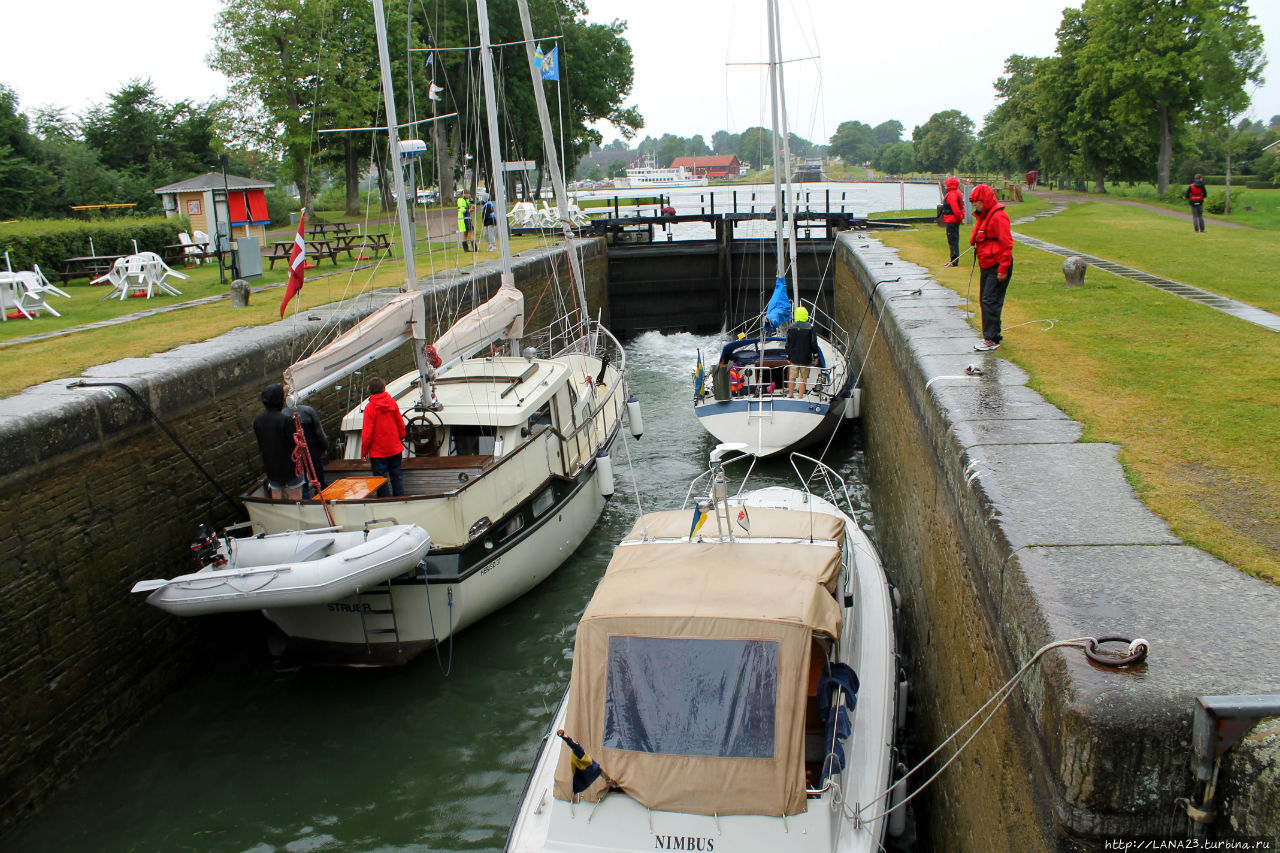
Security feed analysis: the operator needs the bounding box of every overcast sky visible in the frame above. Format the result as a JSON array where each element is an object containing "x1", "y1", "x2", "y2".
[{"x1": 2, "y1": 0, "x2": 1277, "y2": 146}]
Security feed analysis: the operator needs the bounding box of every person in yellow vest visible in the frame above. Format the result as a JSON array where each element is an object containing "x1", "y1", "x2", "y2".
[{"x1": 456, "y1": 190, "x2": 474, "y2": 252}]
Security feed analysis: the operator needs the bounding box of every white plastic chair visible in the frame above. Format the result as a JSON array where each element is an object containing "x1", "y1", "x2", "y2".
[
  {"x1": 177, "y1": 232, "x2": 204, "y2": 265},
  {"x1": 0, "y1": 272, "x2": 59, "y2": 318},
  {"x1": 535, "y1": 203, "x2": 558, "y2": 227},
  {"x1": 506, "y1": 202, "x2": 537, "y2": 227},
  {"x1": 566, "y1": 203, "x2": 590, "y2": 226},
  {"x1": 30, "y1": 264, "x2": 70, "y2": 298},
  {"x1": 137, "y1": 252, "x2": 186, "y2": 296}
]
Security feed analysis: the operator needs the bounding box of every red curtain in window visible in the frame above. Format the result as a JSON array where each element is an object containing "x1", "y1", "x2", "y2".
[
  {"x1": 227, "y1": 191, "x2": 249, "y2": 225},
  {"x1": 247, "y1": 189, "x2": 269, "y2": 224}
]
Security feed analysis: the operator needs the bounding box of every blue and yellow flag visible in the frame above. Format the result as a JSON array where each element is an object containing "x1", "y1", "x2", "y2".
[
  {"x1": 557, "y1": 730, "x2": 603, "y2": 794},
  {"x1": 539, "y1": 46, "x2": 560, "y2": 81},
  {"x1": 694, "y1": 349, "x2": 705, "y2": 400},
  {"x1": 688, "y1": 501, "x2": 709, "y2": 539}
]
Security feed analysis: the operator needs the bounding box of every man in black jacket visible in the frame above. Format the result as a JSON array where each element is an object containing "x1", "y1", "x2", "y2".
[{"x1": 785, "y1": 306, "x2": 820, "y2": 398}]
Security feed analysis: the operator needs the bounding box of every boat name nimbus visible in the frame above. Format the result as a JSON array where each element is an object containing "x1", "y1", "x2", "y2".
[{"x1": 653, "y1": 835, "x2": 716, "y2": 851}]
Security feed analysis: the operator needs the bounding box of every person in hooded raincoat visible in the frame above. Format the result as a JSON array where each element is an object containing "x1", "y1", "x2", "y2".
[
  {"x1": 361, "y1": 377, "x2": 407, "y2": 497},
  {"x1": 968, "y1": 183, "x2": 1014, "y2": 352},
  {"x1": 941, "y1": 176, "x2": 965, "y2": 265},
  {"x1": 456, "y1": 190, "x2": 474, "y2": 252}
]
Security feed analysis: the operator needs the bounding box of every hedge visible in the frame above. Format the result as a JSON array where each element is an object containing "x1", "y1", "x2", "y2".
[{"x1": 0, "y1": 217, "x2": 183, "y2": 273}]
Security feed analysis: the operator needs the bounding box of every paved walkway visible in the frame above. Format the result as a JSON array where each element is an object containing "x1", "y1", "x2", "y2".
[{"x1": 1010, "y1": 192, "x2": 1279, "y2": 333}]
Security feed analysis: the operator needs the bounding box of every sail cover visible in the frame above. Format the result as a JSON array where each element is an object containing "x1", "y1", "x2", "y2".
[
  {"x1": 284, "y1": 292, "x2": 424, "y2": 401},
  {"x1": 764, "y1": 276, "x2": 791, "y2": 332},
  {"x1": 431, "y1": 280, "x2": 525, "y2": 367},
  {"x1": 554, "y1": 533, "x2": 843, "y2": 816}
]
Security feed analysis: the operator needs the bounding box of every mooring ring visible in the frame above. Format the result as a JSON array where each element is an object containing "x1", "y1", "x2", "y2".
[{"x1": 1084, "y1": 635, "x2": 1149, "y2": 668}]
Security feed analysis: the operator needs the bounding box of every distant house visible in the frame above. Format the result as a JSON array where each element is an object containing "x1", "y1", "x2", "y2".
[
  {"x1": 153, "y1": 173, "x2": 275, "y2": 247},
  {"x1": 669, "y1": 155, "x2": 742, "y2": 180}
]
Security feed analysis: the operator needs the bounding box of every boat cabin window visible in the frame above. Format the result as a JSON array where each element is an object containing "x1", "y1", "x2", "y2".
[
  {"x1": 603, "y1": 635, "x2": 777, "y2": 759},
  {"x1": 498, "y1": 514, "x2": 524, "y2": 541},
  {"x1": 527, "y1": 403, "x2": 552, "y2": 435},
  {"x1": 451, "y1": 425, "x2": 496, "y2": 456},
  {"x1": 531, "y1": 487, "x2": 554, "y2": 517}
]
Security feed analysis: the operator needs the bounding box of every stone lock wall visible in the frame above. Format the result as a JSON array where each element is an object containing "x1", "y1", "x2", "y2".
[
  {"x1": 0, "y1": 240, "x2": 605, "y2": 836},
  {"x1": 834, "y1": 233, "x2": 1280, "y2": 850}
]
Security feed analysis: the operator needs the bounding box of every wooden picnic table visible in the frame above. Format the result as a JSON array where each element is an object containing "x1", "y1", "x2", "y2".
[
  {"x1": 266, "y1": 239, "x2": 340, "y2": 270},
  {"x1": 61, "y1": 254, "x2": 126, "y2": 283},
  {"x1": 307, "y1": 222, "x2": 352, "y2": 239},
  {"x1": 162, "y1": 241, "x2": 212, "y2": 266},
  {"x1": 332, "y1": 232, "x2": 394, "y2": 260}
]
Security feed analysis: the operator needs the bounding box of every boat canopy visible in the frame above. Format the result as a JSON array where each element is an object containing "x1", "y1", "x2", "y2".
[{"x1": 555, "y1": 514, "x2": 844, "y2": 817}]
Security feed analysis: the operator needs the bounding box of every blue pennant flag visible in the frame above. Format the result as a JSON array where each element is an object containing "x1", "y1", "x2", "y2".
[
  {"x1": 764, "y1": 276, "x2": 791, "y2": 332},
  {"x1": 694, "y1": 349, "x2": 705, "y2": 400},
  {"x1": 536, "y1": 46, "x2": 560, "y2": 81}
]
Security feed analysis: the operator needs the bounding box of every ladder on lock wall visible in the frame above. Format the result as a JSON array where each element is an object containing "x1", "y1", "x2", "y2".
[{"x1": 358, "y1": 580, "x2": 402, "y2": 652}]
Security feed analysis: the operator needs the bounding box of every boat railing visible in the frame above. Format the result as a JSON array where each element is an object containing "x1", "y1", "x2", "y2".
[
  {"x1": 789, "y1": 452, "x2": 856, "y2": 520},
  {"x1": 680, "y1": 449, "x2": 758, "y2": 511}
]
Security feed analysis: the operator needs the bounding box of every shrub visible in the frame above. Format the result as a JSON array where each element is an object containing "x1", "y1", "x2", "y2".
[{"x1": 0, "y1": 217, "x2": 182, "y2": 272}]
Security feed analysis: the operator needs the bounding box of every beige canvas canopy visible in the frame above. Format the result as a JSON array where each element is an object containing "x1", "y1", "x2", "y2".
[{"x1": 554, "y1": 520, "x2": 845, "y2": 816}]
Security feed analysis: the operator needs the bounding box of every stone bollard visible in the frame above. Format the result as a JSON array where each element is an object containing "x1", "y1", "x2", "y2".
[
  {"x1": 230, "y1": 279, "x2": 251, "y2": 307},
  {"x1": 1063, "y1": 256, "x2": 1087, "y2": 287}
]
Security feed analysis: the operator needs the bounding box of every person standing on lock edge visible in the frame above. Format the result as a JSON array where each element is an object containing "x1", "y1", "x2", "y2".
[
  {"x1": 941, "y1": 176, "x2": 965, "y2": 265},
  {"x1": 456, "y1": 190, "x2": 474, "y2": 252},
  {"x1": 969, "y1": 183, "x2": 1013, "y2": 352},
  {"x1": 1184, "y1": 173, "x2": 1207, "y2": 232},
  {"x1": 361, "y1": 377, "x2": 406, "y2": 497}
]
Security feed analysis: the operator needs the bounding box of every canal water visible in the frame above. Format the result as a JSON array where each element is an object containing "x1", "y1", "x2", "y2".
[{"x1": 9, "y1": 331, "x2": 874, "y2": 853}]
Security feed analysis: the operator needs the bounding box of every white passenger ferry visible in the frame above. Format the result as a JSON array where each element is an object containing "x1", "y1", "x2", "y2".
[{"x1": 612, "y1": 156, "x2": 709, "y2": 189}]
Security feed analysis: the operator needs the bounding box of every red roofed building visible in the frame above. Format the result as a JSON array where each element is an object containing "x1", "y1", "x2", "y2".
[{"x1": 669, "y1": 155, "x2": 742, "y2": 180}]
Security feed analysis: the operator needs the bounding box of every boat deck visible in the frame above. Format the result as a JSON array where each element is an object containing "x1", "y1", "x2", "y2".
[{"x1": 325, "y1": 456, "x2": 491, "y2": 499}]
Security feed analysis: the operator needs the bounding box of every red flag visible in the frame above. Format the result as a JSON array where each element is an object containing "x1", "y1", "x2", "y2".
[{"x1": 280, "y1": 211, "x2": 307, "y2": 317}]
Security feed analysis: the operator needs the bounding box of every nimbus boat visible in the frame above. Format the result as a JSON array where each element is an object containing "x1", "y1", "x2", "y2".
[
  {"x1": 506, "y1": 445, "x2": 902, "y2": 853},
  {"x1": 132, "y1": 523, "x2": 430, "y2": 617}
]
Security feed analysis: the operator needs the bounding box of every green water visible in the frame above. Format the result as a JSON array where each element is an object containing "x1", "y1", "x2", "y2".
[{"x1": 8, "y1": 331, "x2": 871, "y2": 853}]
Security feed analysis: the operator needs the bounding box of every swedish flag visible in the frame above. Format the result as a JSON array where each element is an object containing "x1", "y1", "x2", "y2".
[
  {"x1": 688, "y1": 501, "x2": 710, "y2": 539},
  {"x1": 557, "y1": 730, "x2": 603, "y2": 794}
]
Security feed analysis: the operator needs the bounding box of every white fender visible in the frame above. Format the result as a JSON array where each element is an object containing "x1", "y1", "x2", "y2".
[
  {"x1": 595, "y1": 449, "x2": 615, "y2": 498},
  {"x1": 844, "y1": 388, "x2": 862, "y2": 419},
  {"x1": 626, "y1": 394, "x2": 644, "y2": 439}
]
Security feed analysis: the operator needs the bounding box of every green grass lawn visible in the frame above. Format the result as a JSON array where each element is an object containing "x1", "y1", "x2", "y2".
[
  {"x1": 879, "y1": 212, "x2": 1280, "y2": 585},
  {"x1": 1016, "y1": 201, "x2": 1280, "y2": 313},
  {"x1": 1085, "y1": 183, "x2": 1280, "y2": 229},
  {"x1": 0, "y1": 234, "x2": 553, "y2": 397}
]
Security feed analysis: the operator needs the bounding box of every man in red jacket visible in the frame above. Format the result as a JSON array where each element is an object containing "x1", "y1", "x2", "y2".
[
  {"x1": 968, "y1": 183, "x2": 1014, "y2": 352},
  {"x1": 361, "y1": 377, "x2": 406, "y2": 497},
  {"x1": 1183, "y1": 173, "x2": 1207, "y2": 232},
  {"x1": 941, "y1": 176, "x2": 965, "y2": 264}
]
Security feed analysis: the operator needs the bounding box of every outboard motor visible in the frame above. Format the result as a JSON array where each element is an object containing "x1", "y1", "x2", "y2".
[{"x1": 189, "y1": 523, "x2": 226, "y2": 569}]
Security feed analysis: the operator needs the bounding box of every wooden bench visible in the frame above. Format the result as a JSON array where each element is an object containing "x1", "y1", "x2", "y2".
[{"x1": 334, "y1": 233, "x2": 394, "y2": 260}]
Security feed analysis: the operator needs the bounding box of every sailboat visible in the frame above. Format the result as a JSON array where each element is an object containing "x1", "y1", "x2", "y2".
[
  {"x1": 505, "y1": 443, "x2": 902, "y2": 853},
  {"x1": 692, "y1": 0, "x2": 854, "y2": 457},
  {"x1": 239, "y1": 0, "x2": 637, "y2": 666}
]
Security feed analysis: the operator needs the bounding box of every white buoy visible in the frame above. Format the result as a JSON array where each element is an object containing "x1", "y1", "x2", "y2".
[
  {"x1": 896, "y1": 678, "x2": 909, "y2": 732},
  {"x1": 844, "y1": 388, "x2": 862, "y2": 419},
  {"x1": 888, "y1": 761, "x2": 908, "y2": 838},
  {"x1": 626, "y1": 395, "x2": 644, "y2": 439},
  {"x1": 595, "y1": 450, "x2": 614, "y2": 497}
]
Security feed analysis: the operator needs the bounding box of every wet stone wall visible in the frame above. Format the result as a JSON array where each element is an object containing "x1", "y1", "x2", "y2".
[
  {"x1": 0, "y1": 240, "x2": 605, "y2": 836},
  {"x1": 833, "y1": 233, "x2": 1280, "y2": 850}
]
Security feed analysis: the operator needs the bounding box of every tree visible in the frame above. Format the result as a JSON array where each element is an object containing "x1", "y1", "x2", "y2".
[
  {"x1": 0, "y1": 85, "x2": 46, "y2": 218},
  {"x1": 874, "y1": 141, "x2": 916, "y2": 174},
  {"x1": 734, "y1": 126, "x2": 774, "y2": 168},
  {"x1": 1074, "y1": 0, "x2": 1265, "y2": 195},
  {"x1": 828, "y1": 120, "x2": 876, "y2": 164},
  {"x1": 712, "y1": 130, "x2": 738, "y2": 154},
  {"x1": 911, "y1": 110, "x2": 973, "y2": 173},
  {"x1": 980, "y1": 55, "x2": 1041, "y2": 175},
  {"x1": 872, "y1": 120, "x2": 904, "y2": 147}
]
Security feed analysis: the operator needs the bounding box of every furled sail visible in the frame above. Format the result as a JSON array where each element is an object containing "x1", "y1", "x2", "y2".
[
  {"x1": 284, "y1": 291, "x2": 425, "y2": 402},
  {"x1": 430, "y1": 277, "x2": 525, "y2": 368}
]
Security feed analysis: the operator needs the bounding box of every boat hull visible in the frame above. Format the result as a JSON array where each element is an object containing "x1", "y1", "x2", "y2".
[
  {"x1": 506, "y1": 487, "x2": 898, "y2": 853},
  {"x1": 262, "y1": 457, "x2": 607, "y2": 666},
  {"x1": 694, "y1": 396, "x2": 843, "y2": 457}
]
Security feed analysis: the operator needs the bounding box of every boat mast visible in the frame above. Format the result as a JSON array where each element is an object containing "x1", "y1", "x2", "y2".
[
  {"x1": 475, "y1": 0, "x2": 516, "y2": 302},
  {"x1": 372, "y1": 0, "x2": 436, "y2": 398},
  {"x1": 765, "y1": 0, "x2": 787, "y2": 290},
  {"x1": 771, "y1": 0, "x2": 802, "y2": 308},
  {"x1": 514, "y1": 0, "x2": 590, "y2": 335}
]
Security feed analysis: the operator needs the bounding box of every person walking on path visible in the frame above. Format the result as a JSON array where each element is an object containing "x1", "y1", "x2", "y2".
[
  {"x1": 456, "y1": 190, "x2": 474, "y2": 252},
  {"x1": 1184, "y1": 174, "x2": 1207, "y2": 233},
  {"x1": 361, "y1": 377, "x2": 406, "y2": 498},
  {"x1": 254, "y1": 383, "x2": 303, "y2": 501},
  {"x1": 968, "y1": 183, "x2": 1014, "y2": 352},
  {"x1": 481, "y1": 198, "x2": 498, "y2": 251},
  {"x1": 941, "y1": 176, "x2": 965, "y2": 265}
]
